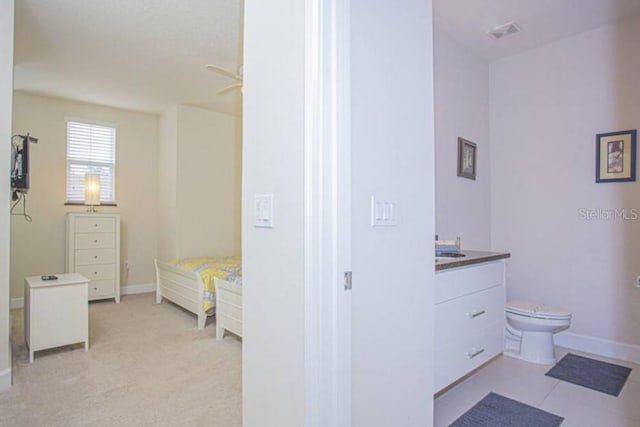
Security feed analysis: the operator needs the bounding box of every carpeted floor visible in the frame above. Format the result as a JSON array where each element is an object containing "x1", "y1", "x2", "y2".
[{"x1": 0, "y1": 293, "x2": 242, "y2": 426}]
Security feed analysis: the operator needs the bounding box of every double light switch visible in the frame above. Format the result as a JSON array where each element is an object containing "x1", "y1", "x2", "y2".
[{"x1": 371, "y1": 196, "x2": 398, "y2": 227}]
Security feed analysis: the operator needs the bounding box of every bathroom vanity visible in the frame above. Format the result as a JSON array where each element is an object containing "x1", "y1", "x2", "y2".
[{"x1": 434, "y1": 250, "x2": 510, "y2": 392}]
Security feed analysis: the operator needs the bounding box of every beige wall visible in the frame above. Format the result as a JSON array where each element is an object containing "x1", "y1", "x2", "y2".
[
  {"x1": 10, "y1": 92, "x2": 160, "y2": 299},
  {"x1": 490, "y1": 18, "x2": 640, "y2": 348},
  {"x1": 157, "y1": 104, "x2": 241, "y2": 260},
  {"x1": 158, "y1": 106, "x2": 178, "y2": 261},
  {"x1": 0, "y1": 0, "x2": 14, "y2": 390},
  {"x1": 176, "y1": 105, "x2": 240, "y2": 257}
]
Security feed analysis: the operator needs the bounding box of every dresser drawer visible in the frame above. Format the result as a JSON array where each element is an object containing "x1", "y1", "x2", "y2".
[
  {"x1": 75, "y1": 217, "x2": 116, "y2": 233},
  {"x1": 75, "y1": 233, "x2": 115, "y2": 249},
  {"x1": 435, "y1": 322, "x2": 504, "y2": 391},
  {"x1": 76, "y1": 264, "x2": 115, "y2": 281},
  {"x1": 435, "y1": 261, "x2": 504, "y2": 304},
  {"x1": 435, "y1": 284, "x2": 504, "y2": 344},
  {"x1": 88, "y1": 279, "x2": 115, "y2": 299},
  {"x1": 75, "y1": 249, "x2": 116, "y2": 266}
]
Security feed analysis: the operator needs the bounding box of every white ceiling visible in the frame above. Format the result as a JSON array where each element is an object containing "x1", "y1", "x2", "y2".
[
  {"x1": 14, "y1": 0, "x2": 243, "y2": 115},
  {"x1": 434, "y1": 0, "x2": 640, "y2": 61},
  {"x1": 14, "y1": 1, "x2": 640, "y2": 115}
]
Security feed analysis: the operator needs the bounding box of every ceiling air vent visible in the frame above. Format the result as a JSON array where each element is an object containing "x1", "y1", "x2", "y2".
[{"x1": 488, "y1": 22, "x2": 522, "y2": 40}]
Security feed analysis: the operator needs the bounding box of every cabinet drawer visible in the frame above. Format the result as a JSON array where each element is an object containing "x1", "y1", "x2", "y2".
[
  {"x1": 435, "y1": 261, "x2": 504, "y2": 304},
  {"x1": 75, "y1": 233, "x2": 115, "y2": 249},
  {"x1": 435, "y1": 322, "x2": 504, "y2": 392},
  {"x1": 76, "y1": 264, "x2": 115, "y2": 281},
  {"x1": 75, "y1": 217, "x2": 115, "y2": 233},
  {"x1": 88, "y1": 280, "x2": 115, "y2": 299},
  {"x1": 435, "y1": 285, "x2": 504, "y2": 344},
  {"x1": 75, "y1": 249, "x2": 115, "y2": 266}
]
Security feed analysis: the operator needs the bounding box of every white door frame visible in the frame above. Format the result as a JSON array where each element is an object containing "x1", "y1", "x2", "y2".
[
  {"x1": 304, "y1": 0, "x2": 351, "y2": 425},
  {"x1": 0, "y1": 0, "x2": 14, "y2": 392}
]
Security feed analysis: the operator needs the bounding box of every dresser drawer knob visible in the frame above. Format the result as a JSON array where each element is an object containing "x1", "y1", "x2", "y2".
[
  {"x1": 94, "y1": 272, "x2": 98, "y2": 275},
  {"x1": 94, "y1": 224, "x2": 98, "y2": 227},
  {"x1": 466, "y1": 309, "x2": 486, "y2": 319},
  {"x1": 94, "y1": 256, "x2": 98, "y2": 259},
  {"x1": 94, "y1": 240, "x2": 98, "y2": 243},
  {"x1": 465, "y1": 348, "x2": 485, "y2": 359}
]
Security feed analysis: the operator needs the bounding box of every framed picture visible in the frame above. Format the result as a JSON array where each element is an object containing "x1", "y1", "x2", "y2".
[
  {"x1": 596, "y1": 129, "x2": 637, "y2": 183},
  {"x1": 457, "y1": 137, "x2": 477, "y2": 180}
]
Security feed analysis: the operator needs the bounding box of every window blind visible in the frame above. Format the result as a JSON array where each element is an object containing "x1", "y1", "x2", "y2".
[{"x1": 66, "y1": 121, "x2": 116, "y2": 202}]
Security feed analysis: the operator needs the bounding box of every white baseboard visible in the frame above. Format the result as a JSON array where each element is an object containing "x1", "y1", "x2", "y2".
[
  {"x1": 555, "y1": 331, "x2": 640, "y2": 364},
  {"x1": 0, "y1": 368, "x2": 11, "y2": 391},
  {"x1": 10, "y1": 283, "x2": 155, "y2": 308},
  {"x1": 121, "y1": 283, "x2": 155, "y2": 295}
]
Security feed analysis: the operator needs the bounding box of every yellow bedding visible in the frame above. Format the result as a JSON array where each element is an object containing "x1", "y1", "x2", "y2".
[{"x1": 166, "y1": 256, "x2": 242, "y2": 313}]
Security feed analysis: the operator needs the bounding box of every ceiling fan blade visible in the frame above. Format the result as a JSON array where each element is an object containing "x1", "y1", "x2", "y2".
[
  {"x1": 206, "y1": 64, "x2": 241, "y2": 80},
  {"x1": 217, "y1": 83, "x2": 243, "y2": 95}
]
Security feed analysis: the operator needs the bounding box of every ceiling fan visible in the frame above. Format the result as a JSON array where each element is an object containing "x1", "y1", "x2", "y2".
[{"x1": 206, "y1": 64, "x2": 243, "y2": 95}]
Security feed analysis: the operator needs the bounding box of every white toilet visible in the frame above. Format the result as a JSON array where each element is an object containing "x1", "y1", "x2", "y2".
[{"x1": 504, "y1": 300, "x2": 572, "y2": 365}]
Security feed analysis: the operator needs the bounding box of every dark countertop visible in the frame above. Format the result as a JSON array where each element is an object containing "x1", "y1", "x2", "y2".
[{"x1": 435, "y1": 250, "x2": 510, "y2": 272}]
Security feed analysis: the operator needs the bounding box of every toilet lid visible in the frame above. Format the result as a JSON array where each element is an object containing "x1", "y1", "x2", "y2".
[{"x1": 506, "y1": 300, "x2": 571, "y2": 320}]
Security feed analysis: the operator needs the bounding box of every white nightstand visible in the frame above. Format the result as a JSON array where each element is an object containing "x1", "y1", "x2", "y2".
[{"x1": 24, "y1": 273, "x2": 89, "y2": 363}]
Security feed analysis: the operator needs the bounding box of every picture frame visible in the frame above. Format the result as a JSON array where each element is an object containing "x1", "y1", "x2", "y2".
[
  {"x1": 596, "y1": 129, "x2": 637, "y2": 183},
  {"x1": 457, "y1": 137, "x2": 477, "y2": 180}
]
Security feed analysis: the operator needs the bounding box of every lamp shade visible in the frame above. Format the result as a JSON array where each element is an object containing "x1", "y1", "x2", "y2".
[{"x1": 84, "y1": 174, "x2": 101, "y2": 206}]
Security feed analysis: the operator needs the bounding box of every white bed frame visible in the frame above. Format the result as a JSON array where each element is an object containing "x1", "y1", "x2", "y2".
[
  {"x1": 154, "y1": 259, "x2": 243, "y2": 339},
  {"x1": 154, "y1": 259, "x2": 208, "y2": 329},
  {"x1": 214, "y1": 277, "x2": 243, "y2": 340}
]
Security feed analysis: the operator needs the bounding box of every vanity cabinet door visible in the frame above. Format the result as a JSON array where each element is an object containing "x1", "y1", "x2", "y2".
[{"x1": 434, "y1": 262, "x2": 505, "y2": 392}]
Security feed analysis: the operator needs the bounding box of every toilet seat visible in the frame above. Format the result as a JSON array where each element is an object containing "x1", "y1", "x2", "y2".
[{"x1": 506, "y1": 300, "x2": 571, "y2": 321}]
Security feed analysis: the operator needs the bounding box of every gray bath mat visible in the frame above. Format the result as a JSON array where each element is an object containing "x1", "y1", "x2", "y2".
[
  {"x1": 545, "y1": 353, "x2": 632, "y2": 396},
  {"x1": 449, "y1": 392, "x2": 564, "y2": 427}
]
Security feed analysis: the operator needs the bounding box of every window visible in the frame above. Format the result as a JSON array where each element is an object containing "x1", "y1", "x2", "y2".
[{"x1": 66, "y1": 120, "x2": 116, "y2": 203}]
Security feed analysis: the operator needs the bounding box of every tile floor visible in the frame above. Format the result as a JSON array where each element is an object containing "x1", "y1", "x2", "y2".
[{"x1": 434, "y1": 347, "x2": 640, "y2": 427}]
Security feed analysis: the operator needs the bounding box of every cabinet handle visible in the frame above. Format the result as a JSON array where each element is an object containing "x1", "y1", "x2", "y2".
[
  {"x1": 94, "y1": 256, "x2": 98, "y2": 259},
  {"x1": 466, "y1": 309, "x2": 486, "y2": 319},
  {"x1": 94, "y1": 240, "x2": 98, "y2": 243},
  {"x1": 94, "y1": 224, "x2": 98, "y2": 227},
  {"x1": 94, "y1": 272, "x2": 98, "y2": 275},
  {"x1": 465, "y1": 348, "x2": 485, "y2": 359}
]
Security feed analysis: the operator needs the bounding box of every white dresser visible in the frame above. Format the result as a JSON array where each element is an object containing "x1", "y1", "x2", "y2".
[
  {"x1": 66, "y1": 213, "x2": 121, "y2": 303},
  {"x1": 434, "y1": 261, "x2": 506, "y2": 392}
]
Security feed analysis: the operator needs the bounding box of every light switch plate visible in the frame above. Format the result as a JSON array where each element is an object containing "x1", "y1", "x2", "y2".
[
  {"x1": 254, "y1": 194, "x2": 274, "y2": 228},
  {"x1": 371, "y1": 196, "x2": 398, "y2": 227}
]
